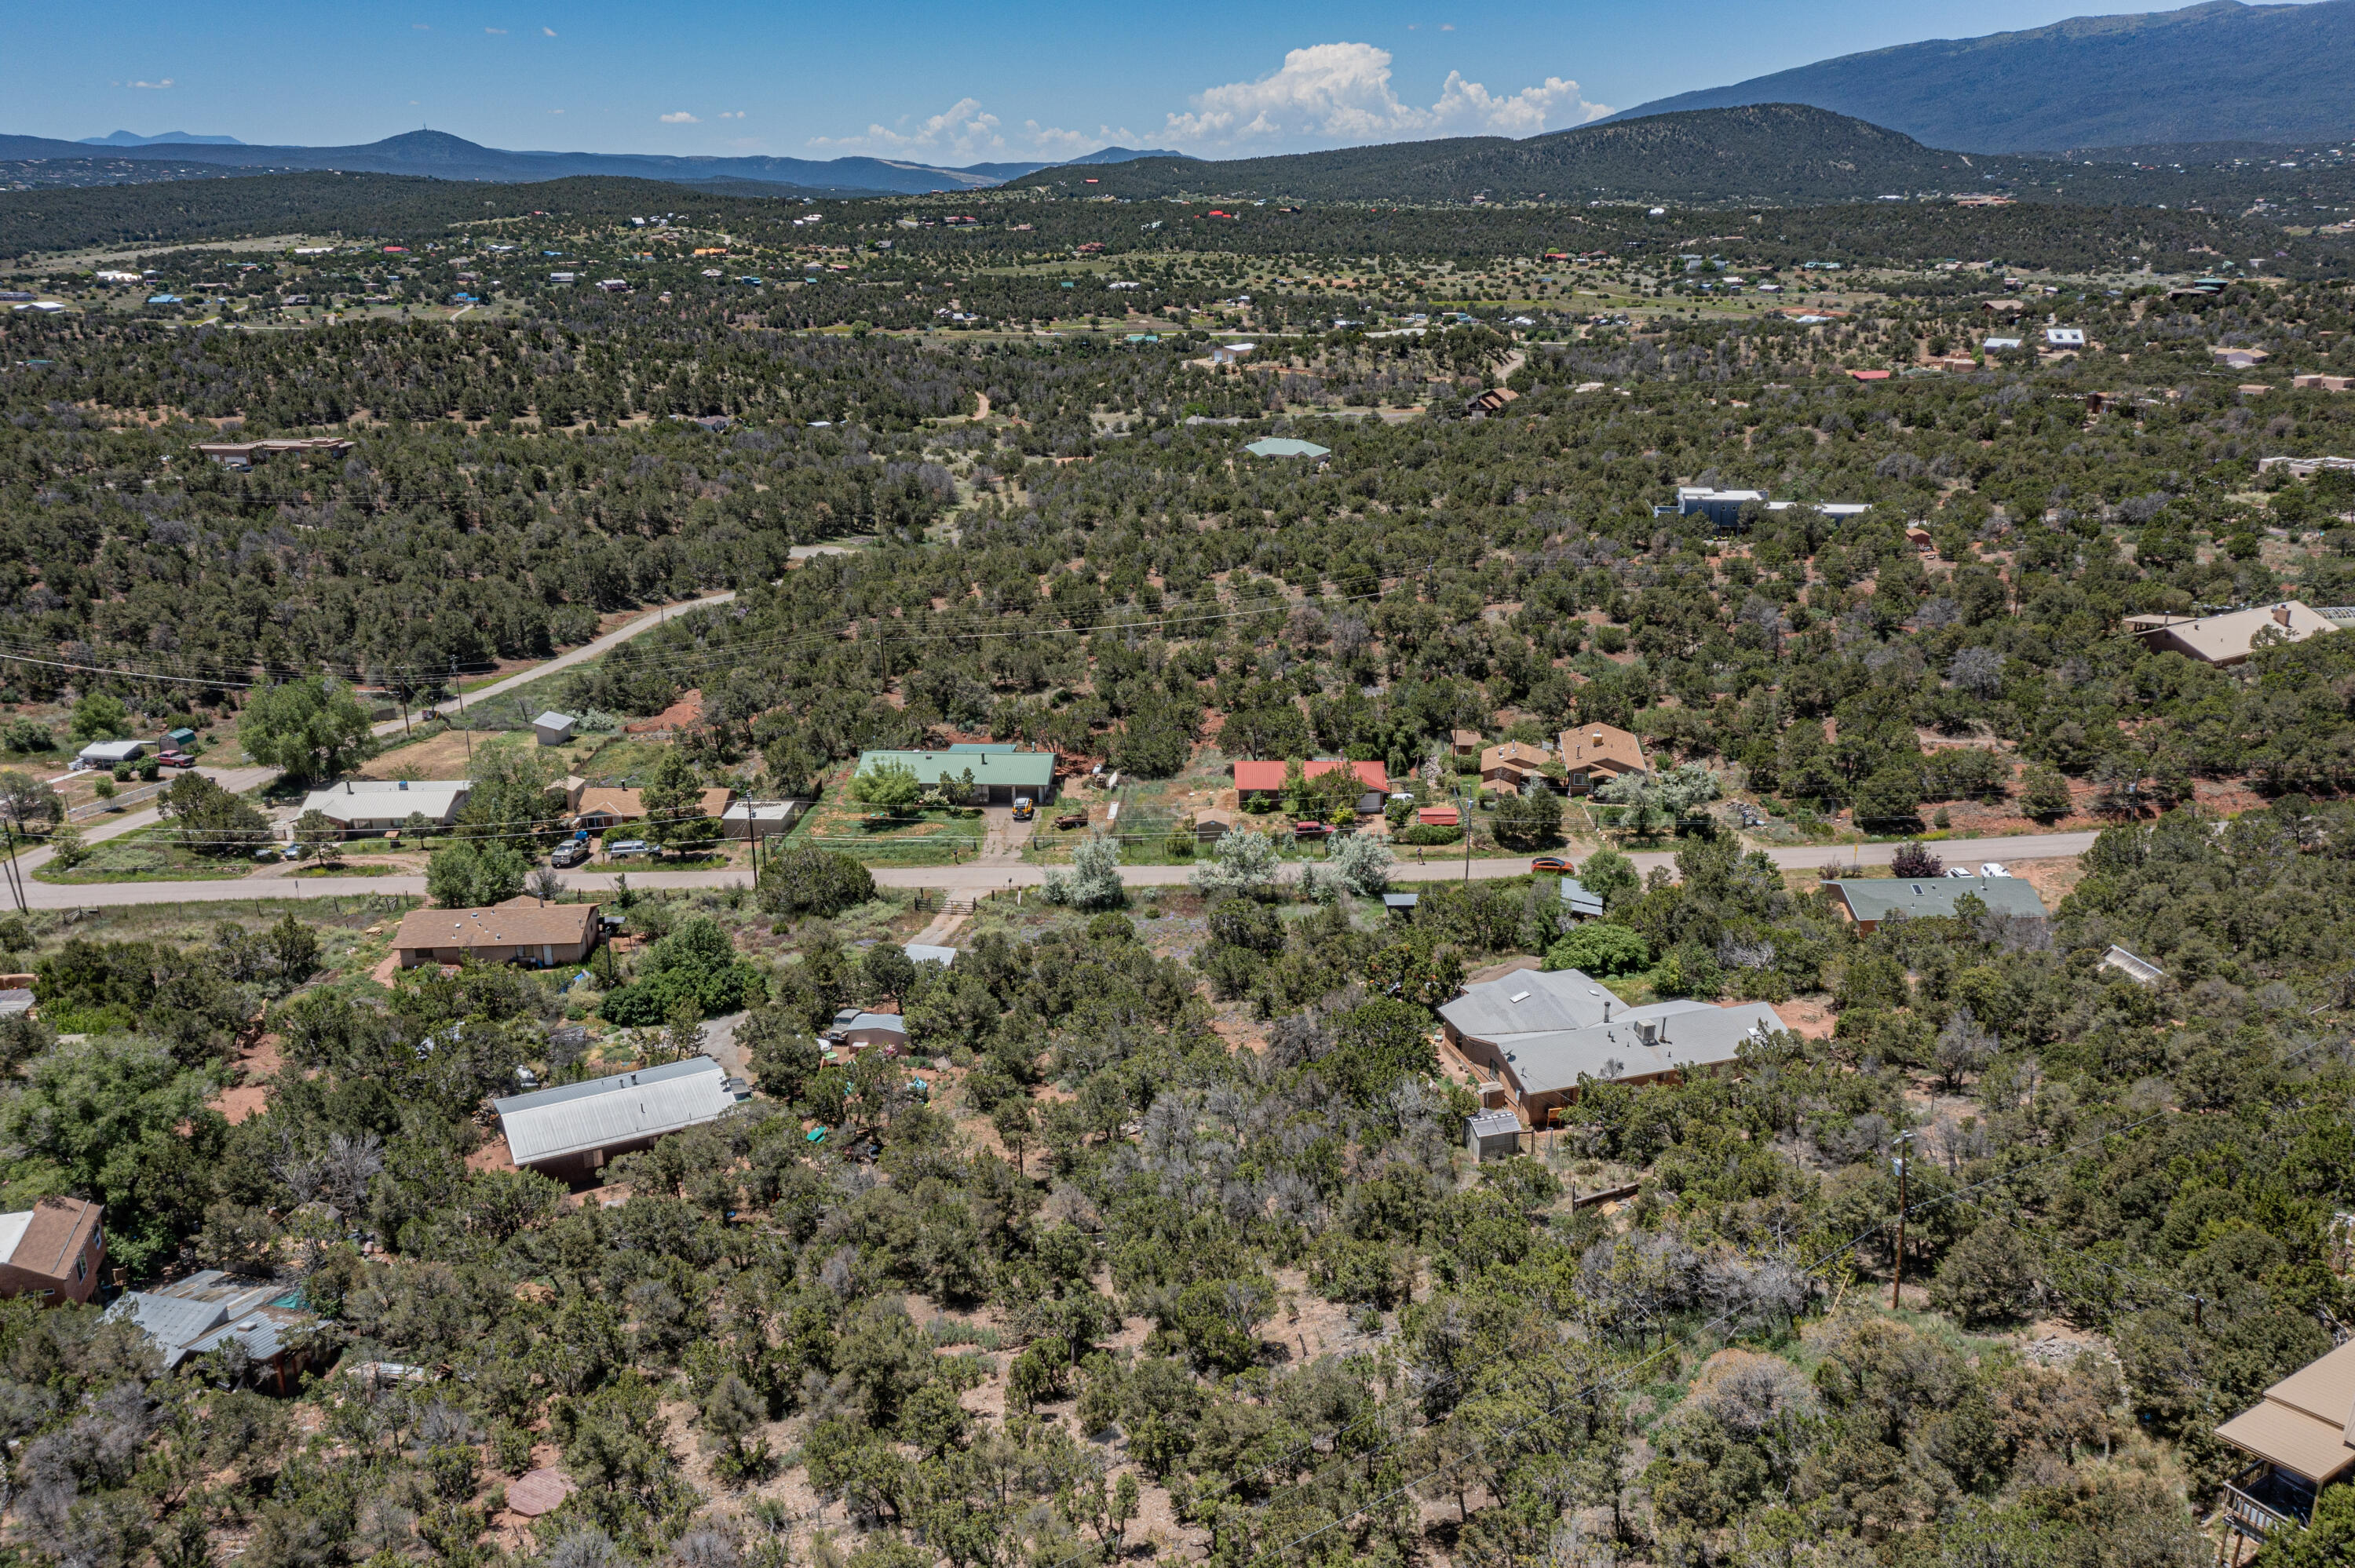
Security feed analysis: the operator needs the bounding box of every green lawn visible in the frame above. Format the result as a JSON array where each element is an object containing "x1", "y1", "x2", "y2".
[{"x1": 34, "y1": 828, "x2": 257, "y2": 884}]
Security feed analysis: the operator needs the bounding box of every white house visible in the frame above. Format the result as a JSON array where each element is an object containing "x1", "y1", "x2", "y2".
[
  {"x1": 2045, "y1": 327, "x2": 2087, "y2": 349},
  {"x1": 300, "y1": 779, "x2": 472, "y2": 833}
]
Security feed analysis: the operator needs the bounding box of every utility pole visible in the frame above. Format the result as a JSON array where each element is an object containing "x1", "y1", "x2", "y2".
[
  {"x1": 0, "y1": 821, "x2": 24, "y2": 915},
  {"x1": 1891, "y1": 1131, "x2": 1915, "y2": 1310},
  {"x1": 450, "y1": 659, "x2": 472, "y2": 771}
]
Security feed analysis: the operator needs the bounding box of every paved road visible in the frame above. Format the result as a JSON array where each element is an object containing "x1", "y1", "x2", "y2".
[
  {"x1": 6, "y1": 830, "x2": 2102, "y2": 910},
  {"x1": 9, "y1": 766, "x2": 283, "y2": 884},
  {"x1": 371, "y1": 591, "x2": 739, "y2": 740}
]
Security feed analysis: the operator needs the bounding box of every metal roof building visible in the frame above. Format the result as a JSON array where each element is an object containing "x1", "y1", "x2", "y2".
[
  {"x1": 1825, "y1": 875, "x2": 2047, "y2": 931},
  {"x1": 494, "y1": 1056, "x2": 742, "y2": 1180},
  {"x1": 853, "y1": 748, "x2": 1057, "y2": 804}
]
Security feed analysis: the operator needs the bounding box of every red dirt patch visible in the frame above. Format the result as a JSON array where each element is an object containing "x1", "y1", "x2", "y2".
[
  {"x1": 209, "y1": 1034, "x2": 284, "y2": 1125},
  {"x1": 624, "y1": 689, "x2": 703, "y2": 736}
]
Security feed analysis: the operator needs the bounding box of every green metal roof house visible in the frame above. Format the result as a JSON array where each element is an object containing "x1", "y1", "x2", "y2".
[
  {"x1": 853, "y1": 748, "x2": 1057, "y2": 804},
  {"x1": 1244, "y1": 437, "x2": 1331, "y2": 459},
  {"x1": 1827, "y1": 875, "x2": 2047, "y2": 931}
]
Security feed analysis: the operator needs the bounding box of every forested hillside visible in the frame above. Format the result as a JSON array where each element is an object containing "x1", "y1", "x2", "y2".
[{"x1": 1, "y1": 182, "x2": 2354, "y2": 1568}]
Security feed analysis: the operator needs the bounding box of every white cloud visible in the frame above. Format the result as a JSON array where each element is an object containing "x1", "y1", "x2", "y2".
[
  {"x1": 549, "y1": 108, "x2": 564, "y2": 115},
  {"x1": 659, "y1": 111, "x2": 699, "y2": 124},
  {"x1": 412, "y1": 22, "x2": 429, "y2": 29},
  {"x1": 717, "y1": 111, "x2": 745, "y2": 120},
  {"x1": 811, "y1": 99, "x2": 1139, "y2": 162},
  {"x1": 130, "y1": 78, "x2": 173, "y2": 89},
  {"x1": 485, "y1": 26, "x2": 507, "y2": 34},
  {"x1": 542, "y1": 25, "x2": 557, "y2": 35},
  {"x1": 1163, "y1": 42, "x2": 1605, "y2": 151}
]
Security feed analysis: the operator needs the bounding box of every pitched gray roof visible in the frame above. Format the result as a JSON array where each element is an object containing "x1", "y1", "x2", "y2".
[
  {"x1": 1559, "y1": 878, "x2": 1605, "y2": 918},
  {"x1": 1438, "y1": 968, "x2": 1614, "y2": 1043},
  {"x1": 1831, "y1": 875, "x2": 2046, "y2": 922},
  {"x1": 1499, "y1": 1001, "x2": 1787, "y2": 1096},
  {"x1": 493, "y1": 1056, "x2": 737, "y2": 1168}
]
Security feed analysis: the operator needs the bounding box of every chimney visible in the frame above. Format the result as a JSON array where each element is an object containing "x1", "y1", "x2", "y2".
[
  {"x1": 2274, "y1": 604, "x2": 2292, "y2": 627},
  {"x1": 345, "y1": 780, "x2": 352, "y2": 793},
  {"x1": 1603, "y1": 1000, "x2": 1612, "y2": 1023}
]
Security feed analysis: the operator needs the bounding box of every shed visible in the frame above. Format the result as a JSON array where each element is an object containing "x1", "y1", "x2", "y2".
[
  {"x1": 831, "y1": 1010, "x2": 909, "y2": 1049},
  {"x1": 904, "y1": 944, "x2": 958, "y2": 968},
  {"x1": 494, "y1": 1056, "x2": 740, "y2": 1180},
  {"x1": 1559, "y1": 877, "x2": 1605, "y2": 921},
  {"x1": 721, "y1": 800, "x2": 800, "y2": 840},
  {"x1": 531, "y1": 711, "x2": 578, "y2": 746},
  {"x1": 2099, "y1": 945, "x2": 2166, "y2": 985},
  {"x1": 1193, "y1": 808, "x2": 1235, "y2": 842},
  {"x1": 1466, "y1": 1108, "x2": 1524, "y2": 1162},
  {"x1": 166, "y1": 727, "x2": 198, "y2": 749},
  {"x1": 1417, "y1": 805, "x2": 1460, "y2": 828},
  {"x1": 1382, "y1": 892, "x2": 1420, "y2": 918},
  {"x1": 1451, "y1": 728, "x2": 1481, "y2": 757}
]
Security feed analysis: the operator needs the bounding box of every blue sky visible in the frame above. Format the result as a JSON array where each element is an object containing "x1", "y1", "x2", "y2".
[{"x1": 5, "y1": 2, "x2": 2218, "y2": 163}]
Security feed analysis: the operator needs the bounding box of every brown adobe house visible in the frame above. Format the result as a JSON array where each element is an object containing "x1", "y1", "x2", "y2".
[
  {"x1": 1554, "y1": 723, "x2": 1648, "y2": 793},
  {"x1": 0, "y1": 1198, "x2": 104, "y2": 1305},
  {"x1": 2213, "y1": 1336, "x2": 2355, "y2": 1553},
  {"x1": 392, "y1": 896, "x2": 601, "y2": 970}
]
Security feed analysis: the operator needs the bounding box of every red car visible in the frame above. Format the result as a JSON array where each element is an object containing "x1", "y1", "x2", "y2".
[
  {"x1": 156, "y1": 750, "x2": 195, "y2": 768},
  {"x1": 1529, "y1": 855, "x2": 1572, "y2": 873}
]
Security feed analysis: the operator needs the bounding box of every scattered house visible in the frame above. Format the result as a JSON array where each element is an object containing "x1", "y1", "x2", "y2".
[
  {"x1": 301, "y1": 779, "x2": 471, "y2": 833},
  {"x1": 1243, "y1": 437, "x2": 1331, "y2": 458},
  {"x1": 1382, "y1": 892, "x2": 1420, "y2": 918},
  {"x1": 721, "y1": 800, "x2": 799, "y2": 841},
  {"x1": 2292, "y1": 374, "x2": 2353, "y2": 392},
  {"x1": 73, "y1": 738, "x2": 145, "y2": 771},
  {"x1": 853, "y1": 748, "x2": 1057, "y2": 806},
  {"x1": 1983, "y1": 336, "x2": 2025, "y2": 352},
  {"x1": 2123, "y1": 601, "x2": 2339, "y2": 666},
  {"x1": 1466, "y1": 1107, "x2": 1525, "y2": 1161},
  {"x1": 904, "y1": 944, "x2": 958, "y2": 968},
  {"x1": 0, "y1": 989, "x2": 32, "y2": 1019},
  {"x1": 495, "y1": 1056, "x2": 743, "y2": 1181},
  {"x1": 1981, "y1": 299, "x2": 2028, "y2": 315},
  {"x1": 1210, "y1": 341, "x2": 1256, "y2": 365},
  {"x1": 1906, "y1": 524, "x2": 1937, "y2": 550},
  {"x1": 2258, "y1": 456, "x2": 2355, "y2": 480},
  {"x1": 1231, "y1": 758, "x2": 1390, "y2": 802},
  {"x1": 2100, "y1": 945, "x2": 2167, "y2": 984},
  {"x1": 2212, "y1": 1336, "x2": 2355, "y2": 1544},
  {"x1": 392, "y1": 896, "x2": 601, "y2": 969},
  {"x1": 1439, "y1": 968, "x2": 1787, "y2": 1125},
  {"x1": 194, "y1": 437, "x2": 355, "y2": 470},
  {"x1": 571, "y1": 785, "x2": 734, "y2": 831},
  {"x1": 531, "y1": 712, "x2": 578, "y2": 747},
  {"x1": 1193, "y1": 808, "x2": 1236, "y2": 842},
  {"x1": 2044, "y1": 327, "x2": 2087, "y2": 350},
  {"x1": 0, "y1": 1198, "x2": 104, "y2": 1305},
  {"x1": 1451, "y1": 728, "x2": 1482, "y2": 757},
  {"x1": 1556, "y1": 724, "x2": 1648, "y2": 793},
  {"x1": 108, "y1": 1270, "x2": 317, "y2": 1387},
  {"x1": 1559, "y1": 878, "x2": 1605, "y2": 921},
  {"x1": 1824, "y1": 875, "x2": 2048, "y2": 932},
  {"x1": 1846, "y1": 369, "x2": 1892, "y2": 381},
  {"x1": 1465, "y1": 386, "x2": 1521, "y2": 417},
  {"x1": 1417, "y1": 805, "x2": 1461, "y2": 828},
  {"x1": 827, "y1": 1007, "x2": 910, "y2": 1050},
  {"x1": 1479, "y1": 742, "x2": 1550, "y2": 792},
  {"x1": 1673, "y1": 487, "x2": 1765, "y2": 528},
  {"x1": 1925, "y1": 354, "x2": 1980, "y2": 372},
  {"x1": 2215, "y1": 348, "x2": 2268, "y2": 370}
]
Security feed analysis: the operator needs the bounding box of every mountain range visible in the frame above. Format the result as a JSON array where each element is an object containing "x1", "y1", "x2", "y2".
[
  {"x1": 1032, "y1": 105, "x2": 2037, "y2": 204},
  {"x1": 0, "y1": 129, "x2": 1180, "y2": 196},
  {"x1": 1607, "y1": 0, "x2": 2355, "y2": 151}
]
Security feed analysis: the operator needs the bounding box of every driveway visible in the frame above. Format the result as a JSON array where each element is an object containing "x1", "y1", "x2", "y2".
[
  {"x1": 9, "y1": 829, "x2": 2105, "y2": 910},
  {"x1": 371, "y1": 591, "x2": 739, "y2": 739}
]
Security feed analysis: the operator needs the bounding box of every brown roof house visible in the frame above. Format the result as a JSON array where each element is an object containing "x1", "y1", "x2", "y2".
[
  {"x1": 1555, "y1": 724, "x2": 1648, "y2": 793},
  {"x1": 1451, "y1": 729, "x2": 1482, "y2": 757},
  {"x1": 1480, "y1": 742, "x2": 1550, "y2": 793},
  {"x1": 0, "y1": 1198, "x2": 104, "y2": 1305},
  {"x1": 394, "y1": 896, "x2": 601, "y2": 970},
  {"x1": 2214, "y1": 1336, "x2": 2355, "y2": 1546},
  {"x1": 571, "y1": 785, "x2": 733, "y2": 831},
  {"x1": 2123, "y1": 601, "x2": 2339, "y2": 667}
]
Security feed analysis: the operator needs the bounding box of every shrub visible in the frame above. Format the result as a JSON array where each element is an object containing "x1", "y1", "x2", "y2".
[
  {"x1": 1890, "y1": 841, "x2": 1944, "y2": 878},
  {"x1": 1544, "y1": 921, "x2": 1649, "y2": 976},
  {"x1": 761, "y1": 843, "x2": 876, "y2": 920}
]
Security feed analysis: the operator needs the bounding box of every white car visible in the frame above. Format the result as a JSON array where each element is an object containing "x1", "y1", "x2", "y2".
[{"x1": 1980, "y1": 862, "x2": 2010, "y2": 878}]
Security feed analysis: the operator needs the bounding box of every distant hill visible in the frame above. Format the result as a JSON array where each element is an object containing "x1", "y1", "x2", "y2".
[
  {"x1": 78, "y1": 130, "x2": 245, "y2": 147},
  {"x1": 1, "y1": 129, "x2": 1187, "y2": 195},
  {"x1": 1035, "y1": 105, "x2": 2028, "y2": 204},
  {"x1": 1063, "y1": 146, "x2": 1194, "y2": 166},
  {"x1": 1604, "y1": 0, "x2": 2355, "y2": 152}
]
